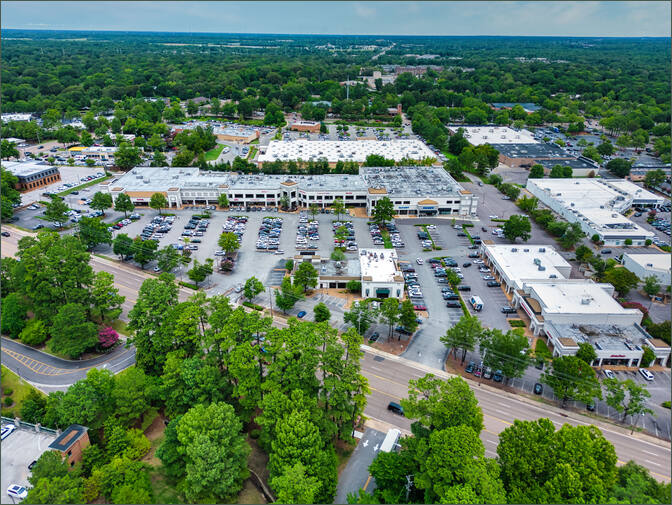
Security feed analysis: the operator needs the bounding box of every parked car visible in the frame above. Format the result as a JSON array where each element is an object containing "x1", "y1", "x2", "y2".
[
  {"x1": 586, "y1": 402, "x2": 596, "y2": 412},
  {"x1": 6, "y1": 485, "x2": 27, "y2": 500},
  {"x1": 457, "y1": 285, "x2": 471, "y2": 291},
  {"x1": 487, "y1": 280, "x2": 501, "y2": 287},
  {"x1": 483, "y1": 367, "x2": 493, "y2": 380},
  {"x1": 462, "y1": 262, "x2": 472, "y2": 267},
  {"x1": 600, "y1": 249, "x2": 612, "y2": 255},
  {"x1": 446, "y1": 301, "x2": 461, "y2": 308},
  {"x1": 639, "y1": 368, "x2": 654, "y2": 381},
  {"x1": 534, "y1": 383, "x2": 543, "y2": 395},
  {"x1": 368, "y1": 332, "x2": 380, "y2": 343},
  {"x1": 413, "y1": 304, "x2": 427, "y2": 311},
  {"x1": 603, "y1": 369, "x2": 616, "y2": 380},
  {"x1": 465, "y1": 361, "x2": 475, "y2": 374},
  {"x1": 28, "y1": 460, "x2": 37, "y2": 470},
  {"x1": 493, "y1": 370, "x2": 503, "y2": 382},
  {"x1": 501, "y1": 306, "x2": 517, "y2": 314},
  {"x1": 297, "y1": 311, "x2": 307, "y2": 318}
]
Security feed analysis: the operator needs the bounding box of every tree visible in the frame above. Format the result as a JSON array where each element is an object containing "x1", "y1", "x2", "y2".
[
  {"x1": 441, "y1": 314, "x2": 483, "y2": 364},
  {"x1": 293, "y1": 261, "x2": 318, "y2": 293},
  {"x1": 609, "y1": 461, "x2": 671, "y2": 504},
  {"x1": 187, "y1": 258, "x2": 214, "y2": 286},
  {"x1": 529, "y1": 164, "x2": 545, "y2": 178},
  {"x1": 597, "y1": 141, "x2": 615, "y2": 156},
  {"x1": 275, "y1": 276, "x2": 303, "y2": 314},
  {"x1": 51, "y1": 303, "x2": 98, "y2": 358},
  {"x1": 90, "y1": 271, "x2": 124, "y2": 324},
  {"x1": 331, "y1": 198, "x2": 346, "y2": 221},
  {"x1": 1, "y1": 139, "x2": 19, "y2": 160},
  {"x1": 643, "y1": 169, "x2": 666, "y2": 189},
  {"x1": 112, "y1": 233, "x2": 134, "y2": 261},
  {"x1": 606, "y1": 158, "x2": 632, "y2": 178},
  {"x1": 574, "y1": 244, "x2": 594, "y2": 263},
  {"x1": 44, "y1": 196, "x2": 70, "y2": 228},
  {"x1": 576, "y1": 342, "x2": 597, "y2": 365},
  {"x1": 77, "y1": 216, "x2": 112, "y2": 250},
  {"x1": 132, "y1": 237, "x2": 158, "y2": 269},
  {"x1": 604, "y1": 267, "x2": 640, "y2": 296},
  {"x1": 497, "y1": 418, "x2": 618, "y2": 504},
  {"x1": 1, "y1": 166, "x2": 21, "y2": 220},
  {"x1": 149, "y1": 192, "x2": 168, "y2": 215},
  {"x1": 218, "y1": 232, "x2": 240, "y2": 255},
  {"x1": 271, "y1": 462, "x2": 321, "y2": 504},
  {"x1": 397, "y1": 299, "x2": 418, "y2": 338},
  {"x1": 175, "y1": 402, "x2": 250, "y2": 502},
  {"x1": 479, "y1": 329, "x2": 531, "y2": 384},
  {"x1": 542, "y1": 355, "x2": 602, "y2": 408},
  {"x1": 502, "y1": 214, "x2": 532, "y2": 242},
  {"x1": 372, "y1": 196, "x2": 394, "y2": 226},
  {"x1": 113, "y1": 193, "x2": 134, "y2": 217},
  {"x1": 1, "y1": 292, "x2": 27, "y2": 338},
  {"x1": 29, "y1": 446, "x2": 69, "y2": 486},
  {"x1": 244, "y1": 276, "x2": 264, "y2": 301},
  {"x1": 98, "y1": 326, "x2": 119, "y2": 348},
  {"x1": 155, "y1": 245, "x2": 180, "y2": 272},
  {"x1": 379, "y1": 297, "x2": 400, "y2": 338},
  {"x1": 20, "y1": 388, "x2": 47, "y2": 423},
  {"x1": 19, "y1": 318, "x2": 49, "y2": 346},
  {"x1": 114, "y1": 142, "x2": 141, "y2": 170},
  {"x1": 641, "y1": 346, "x2": 656, "y2": 368},
  {"x1": 402, "y1": 374, "x2": 484, "y2": 435},
  {"x1": 90, "y1": 191, "x2": 113, "y2": 215},
  {"x1": 218, "y1": 193, "x2": 229, "y2": 208},
  {"x1": 151, "y1": 150, "x2": 167, "y2": 167},
  {"x1": 24, "y1": 473, "x2": 85, "y2": 504},
  {"x1": 112, "y1": 367, "x2": 149, "y2": 427},
  {"x1": 643, "y1": 275, "x2": 661, "y2": 303},
  {"x1": 559, "y1": 221, "x2": 585, "y2": 249},
  {"x1": 344, "y1": 300, "x2": 377, "y2": 335}
]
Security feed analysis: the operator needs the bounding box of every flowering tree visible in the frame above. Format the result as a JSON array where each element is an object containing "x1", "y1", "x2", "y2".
[{"x1": 98, "y1": 327, "x2": 120, "y2": 349}]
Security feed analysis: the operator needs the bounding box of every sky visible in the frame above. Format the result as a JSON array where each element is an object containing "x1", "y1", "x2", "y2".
[{"x1": 1, "y1": 1, "x2": 670, "y2": 37}]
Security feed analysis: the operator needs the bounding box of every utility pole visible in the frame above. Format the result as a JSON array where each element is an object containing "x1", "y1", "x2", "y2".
[
  {"x1": 346, "y1": 74, "x2": 350, "y2": 101},
  {"x1": 268, "y1": 286, "x2": 274, "y2": 317}
]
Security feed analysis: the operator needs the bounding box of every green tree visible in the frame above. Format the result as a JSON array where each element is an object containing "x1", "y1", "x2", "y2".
[
  {"x1": 218, "y1": 231, "x2": 240, "y2": 255},
  {"x1": 574, "y1": 244, "x2": 594, "y2": 263},
  {"x1": 1, "y1": 166, "x2": 21, "y2": 220},
  {"x1": 112, "y1": 233, "x2": 134, "y2": 261},
  {"x1": 176, "y1": 402, "x2": 250, "y2": 503},
  {"x1": 113, "y1": 367, "x2": 149, "y2": 428},
  {"x1": 608, "y1": 461, "x2": 671, "y2": 504},
  {"x1": 606, "y1": 158, "x2": 633, "y2": 178},
  {"x1": 641, "y1": 346, "x2": 656, "y2": 368},
  {"x1": 132, "y1": 237, "x2": 158, "y2": 269},
  {"x1": 50, "y1": 303, "x2": 98, "y2": 358},
  {"x1": 397, "y1": 299, "x2": 418, "y2": 338},
  {"x1": 542, "y1": 355, "x2": 602, "y2": 408},
  {"x1": 559, "y1": 222, "x2": 585, "y2": 249},
  {"x1": 114, "y1": 142, "x2": 141, "y2": 170},
  {"x1": 502, "y1": 214, "x2": 532, "y2": 242},
  {"x1": 24, "y1": 473, "x2": 85, "y2": 504},
  {"x1": 604, "y1": 267, "x2": 640, "y2": 296},
  {"x1": 28, "y1": 449, "x2": 69, "y2": 487},
  {"x1": 77, "y1": 216, "x2": 112, "y2": 250},
  {"x1": 90, "y1": 192, "x2": 113, "y2": 215},
  {"x1": 44, "y1": 196, "x2": 70, "y2": 228},
  {"x1": 151, "y1": 150, "x2": 167, "y2": 167},
  {"x1": 1, "y1": 292, "x2": 27, "y2": 338},
  {"x1": 605, "y1": 379, "x2": 653, "y2": 424},
  {"x1": 313, "y1": 302, "x2": 331, "y2": 323},
  {"x1": 293, "y1": 261, "x2": 318, "y2": 293},
  {"x1": 271, "y1": 462, "x2": 321, "y2": 504},
  {"x1": 379, "y1": 297, "x2": 400, "y2": 338},
  {"x1": 576, "y1": 342, "x2": 597, "y2": 365},
  {"x1": 19, "y1": 318, "x2": 49, "y2": 346},
  {"x1": 517, "y1": 194, "x2": 539, "y2": 212},
  {"x1": 90, "y1": 271, "x2": 124, "y2": 324},
  {"x1": 440, "y1": 314, "x2": 483, "y2": 364},
  {"x1": 244, "y1": 276, "x2": 264, "y2": 301},
  {"x1": 187, "y1": 258, "x2": 214, "y2": 286},
  {"x1": 344, "y1": 300, "x2": 377, "y2": 335},
  {"x1": 113, "y1": 193, "x2": 134, "y2": 217},
  {"x1": 597, "y1": 141, "x2": 615, "y2": 156},
  {"x1": 643, "y1": 275, "x2": 661, "y2": 302},
  {"x1": 480, "y1": 328, "x2": 531, "y2": 384},
  {"x1": 529, "y1": 164, "x2": 545, "y2": 178},
  {"x1": 155, "y1": 245, "x2": 180, "y2": 273},
  {"x1": 275, "y1": 276, "x2": 303, "y2": 314},
  {"x1": 149, "y1": 192, "x2": 168, "y2": 215},
  {"x1": 402, "y1": 373, "x2": 484, "y2": 434},
  {"x1": 218, "y1": 193, "x2": 229, "y2": 208},
  {"x1": 20, "y1": 388, "x2": 47, "y2": 423},
  {"x1": 373, "y1": 196, "x2": 395, "y2": 226},
  {"x1": 643, "y1": 168, "x2": 666, "y2": 189},
  {"x1": 1, "y1": 139, "x2": 20, "y2": 160},
  {"x1": 331, "y1": 198, "x2": 346, "y2": 221}
]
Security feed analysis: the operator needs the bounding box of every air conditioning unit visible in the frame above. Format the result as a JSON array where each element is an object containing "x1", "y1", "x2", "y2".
[{"x1": 539, "y1": 248, "x2": 546, "y2": 252}]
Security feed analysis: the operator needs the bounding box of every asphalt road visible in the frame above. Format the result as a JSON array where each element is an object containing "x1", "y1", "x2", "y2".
[{"x1": 1, "y1": 229, "x2": 670, "y2": 482}]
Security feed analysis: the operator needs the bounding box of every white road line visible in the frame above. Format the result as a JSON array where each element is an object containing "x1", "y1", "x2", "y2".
[
  {"x1": 495, "y1": 409, "x2": 509, "y2": 416},
  {"x1": 643, "y1": 450, "x2": 661, "y2": 456},
  {"x1": 645, "y1": 459, "x2": 662, "y2": 467}
]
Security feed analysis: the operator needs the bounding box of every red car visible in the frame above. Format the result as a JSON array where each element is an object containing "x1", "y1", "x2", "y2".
[{"x1": 413, "y1": 304, "x2": 427, "y2": 311}]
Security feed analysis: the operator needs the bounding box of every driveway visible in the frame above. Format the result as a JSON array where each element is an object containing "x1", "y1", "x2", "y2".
[{"x1": 333, "y1": 428, "x2": 386, "y2": 504}]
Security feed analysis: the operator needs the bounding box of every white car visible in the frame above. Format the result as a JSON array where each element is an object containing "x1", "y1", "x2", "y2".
[
  {"x1": 7, "y1": 485, "x2": 27, "y2": 500},
  {"x1": 416, "y1": 258, "x2": 424, "y2": 265},
  {"x1": 639, "y1": 369, "x2": 654, "y2": 381},
  {"x1": 473, "y1": 260, "x2": 485, "y2": 265},
  {"x1": 1, "y1": 424, "x2": 16, "y2": 440},
  {"x1": 489, "y1": 215, "x2": 499, "y2": 219},
  {"x1": 603, "y1": 369, "x2": 616, "y2": 380}
]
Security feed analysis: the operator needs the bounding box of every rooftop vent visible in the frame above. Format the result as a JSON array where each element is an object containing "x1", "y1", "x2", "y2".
[
  {"x1": 581, "y1": 297, "x2": 591, "y2": 305},
  {"x1": 538, "y1": 265, "x2": 546, "y2": 271}
]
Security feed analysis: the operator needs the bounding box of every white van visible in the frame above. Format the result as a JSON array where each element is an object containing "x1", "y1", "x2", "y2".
[
  {"x1": 469, "y1": 296, "x2": 484, "y2": 312},
  {"x1": 639, "y1": 369, "x2": 654, "y2": 381}
]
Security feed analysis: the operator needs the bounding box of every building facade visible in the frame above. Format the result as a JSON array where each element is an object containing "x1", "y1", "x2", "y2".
[
  {"x1": 290, "y1": 121, "x2": 321, "y2": 133},
  {"x1": 48, "y1": 424, "x2": 90, "y2": 468},
  {"x1": 4, "y1": 161, "x2": 61, "y2": 191},
  {"x1": 359, "y1": 248, "x2": 404, "y2": 299},
  {"x1": 622, "y1": 253, "x2": 671, "y2": 288}
]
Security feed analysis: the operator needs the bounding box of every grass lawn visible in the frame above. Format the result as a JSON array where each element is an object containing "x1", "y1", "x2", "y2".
[
  {"x1": 1, "y1": 365, "x2": 43, "y2": 417},
  {"x1": 57, "y1": 175, "x2": 112, "y2": 197},
  {"x1": 380, "y1": 229, "x2": 393, "y2": 249},
  {"x1": 204, "y1": 144, "x2": 224, "y2": 161},
  {"x1": 110, "y1": 319, "x2": 128, "y2": 335},
  {"x1": 149, "y1": 468, "x2": 183, "y2": 504},
  {"x1": 247, "y1": 146, "x2": 258, "y2": 160}
]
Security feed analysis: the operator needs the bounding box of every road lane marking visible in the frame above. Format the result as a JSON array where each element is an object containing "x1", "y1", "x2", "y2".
[
  {"x1": 363, "y1": 475, "x2": 372, "y2": 491},
  {"x1": 643, "y1": 450, "x2": 662, "y2": 456},
  {"x1": 645, "y1": 459, "x2": 662, "y2": 467}
]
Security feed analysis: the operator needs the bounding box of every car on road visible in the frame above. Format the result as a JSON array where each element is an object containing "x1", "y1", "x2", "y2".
[
  {"x1": 1, "y1": 231, "x2": 9, "y2": 237},
  {"x1": 1, "y1": 424, "x2": 16, "y2": 440},
  {"x1": 603, "y1": 369, "x2": 616, "y2": 380},
  {"x1": 416, "y1": 258, "x2": 424, "y2": 265},
  {"x1": 465, "y1": 361, "x2": 475, "y2": 373},
  {"x1": 6, "y1": 485, "x2": 27, "y2": 500},
  {"x1": 37, "y1": 145, "x2": 44, "y2": 149},
  {"x1": 639, "y1": 368, "x2": 654, "y2": 381},
  {"x1": 501, "y1": 306, "x2": 517, "y2": 314},
  {"x1": 387, "y1": 401, "x2": 404, "y2": 416},
  {"x1": 534, "y1": 383, "x2": 543, "y2": 394},
  {"x1": 297, "y1": 311, "x2": 307, "y2": 318}
]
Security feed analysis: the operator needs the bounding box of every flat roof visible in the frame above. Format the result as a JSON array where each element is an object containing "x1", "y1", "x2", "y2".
[
  {"x1": 448, "y1": 126, "x2": 537, "y2": 146},
  {"x1": 213, "y1": 127, "x2": 256, "y2": 136},
  {"x1": 483, "y1": 244, "x2": 570, "y2": 288},
  {"x1": 525, "y1": 280, "x2": 641, "y2": 317},
  {"x1": 536, "y1": 157, "x2": 598, "y2": 170},
  {"x1": 258, "y1": 140, "x2": 436, "y2": 163},
  {"x1": 291, "y1": 121, "x2": 320, "y2": 126},
  {"x1": 623, "y1": 253, "x2": 671, "y2": 274},
  {"x1": 546, "y1": 321, "x2": 649, "y2": 353},
  {"x1": 3, "y1": 161, "x2": 58, "y2": 177},
  {"x1": 359, "y1": 248, "x2": 401, "y2": 283},
  {"x1": 48, "y1": 424, "x2": 88, "y2": 452},
  {"x1": 491, "y1": 142, "x2": 571, "y2": 159},
  {"x1": 361, "y1": 166, "x2": 465, "y2": 198},
  {"x1": 82, "y1": 146, "x2": 117, "y2": 153}
]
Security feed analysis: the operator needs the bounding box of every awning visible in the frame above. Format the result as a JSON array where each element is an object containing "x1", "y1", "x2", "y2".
[{"x1": 376, "y1": 288, "x2": 390, "y2": 295}]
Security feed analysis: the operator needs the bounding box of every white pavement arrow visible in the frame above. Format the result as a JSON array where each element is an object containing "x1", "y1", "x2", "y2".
[
  {"x1": 362, "y1": 440, "x2": 369, "y2": 447},
  {"x1": 374, "y1": 444, "x2": 379, "y2": 452}
]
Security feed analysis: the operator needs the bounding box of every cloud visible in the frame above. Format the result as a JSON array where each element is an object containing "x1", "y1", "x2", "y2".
[{"x1": 354, "y1": 3, "x2": 376, "y2": 18}]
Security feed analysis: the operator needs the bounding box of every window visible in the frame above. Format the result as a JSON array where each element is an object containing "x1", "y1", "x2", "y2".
[{"x1": 245, "y1": 194, "x2": 254, "y2": 198}]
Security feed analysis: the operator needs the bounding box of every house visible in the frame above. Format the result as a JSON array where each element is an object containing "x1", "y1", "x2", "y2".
[{"x1": 48, "y1": 424, "x2": 90, "y2": 467}]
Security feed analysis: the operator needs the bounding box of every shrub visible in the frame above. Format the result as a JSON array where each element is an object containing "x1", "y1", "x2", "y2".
[
  {"x1": 534, "y1": 339, "x2": 552, "y2": 360},
  {"x1": 624, "y1": 238, "x2": 633, "y2": 246},
  {"x1": 179, "y1": 281, "x2": 198, "y2": 290},
  {"x1": 346, "y1": 280, "x2": 362, "y2": 292},
  {"x1": 508, "y1": 320, "x2": 526, "y2": 328},
  {"x1": 4, "y1": 397, "x2": 14, "y2": 407},
  {"x1": 662, "y1": 401, "x2": 671, "y2": 409},
  {"x1": 220, "y1": 259, "x2": 234, "y2": 272},
  {"x1": 19, "y1": 319, "x2": 49, "y2": 346},
  {"x1": 98, "y1": 327, "x2": 119, "y2": 349},
  {"x1": 285, "y1": 259, "x2": 294, "y2": 272},
  {"x1": 242, "y1": 301, "x2": 263, "y2": 311},
  {"x1": 3, "y1": 388, "x2": 13, "y2": 396}
]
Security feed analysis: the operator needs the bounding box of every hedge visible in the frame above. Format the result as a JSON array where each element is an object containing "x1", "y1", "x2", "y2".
[
  {"x1": 508, "y1": 319, "x2": 526, "y2": 327},
  {"x1": 179, "y1": 281, "x2": 198, "y2": 290},
  {"x1": 243, "y1": 301, "x2": 263, "y2": 311}
]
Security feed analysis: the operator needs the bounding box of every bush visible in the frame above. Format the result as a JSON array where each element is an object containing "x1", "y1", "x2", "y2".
[
  {"x1": 624, "y1": 238, "x2": 633, "y2": 246},
  {"x1": 346, "y1": 280, "x2": 361, "y2": 293},
  {"x1": 98, "y1": 327, "x2": 119, "y2": 349},
  {"x1": 242, "y1": 301, "x2": 263, "y2": 311},
  {"x1": 662, "y1": 401, "x2": 671, "y2": 409},
  {"x1": 4, "y1": 397, "x2": 14, "y2": 407},
  {"x1": 249, "y1": 428, "x2": 261, "y2": 439},
  {"x1": 285, "y1": 259, "x2": 294, "y2": 272},
  {"x1": 535, "y1": 339, "x2": 552, "y2": 360},
  {"x1": 3, "y1": 388, "x2": 13, "y2": 396},
  {"x1": 220, "y1": 259, "x2": 234, "y2": 272},
  {"x1": 179, "y1": 281, "x2": 198, "y2": 290},
  {"x1": 508, "y1": 320, "x2": 526, "y2": 327},
  {"x1": 19, "y1": 319, "x2": 49, "y2": 346}
]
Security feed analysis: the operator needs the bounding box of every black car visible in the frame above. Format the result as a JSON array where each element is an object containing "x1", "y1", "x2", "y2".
[
  {"x1": 71, "y1": 191, "x2": 79, "y2": 195},
  {"x1": 1, "y1": 231, "x2": 9, "y2": 237},
  {"x1": 443, "y1": 293, "x2": 459, "y2": 300},
  {"x1": 501, "y1": 306, "x2": 517, "y2": 314},
  {"x1": 487, "y1": 280, "x2": 501, "y2": 287},
  {"x1": 534, "y1": 383, "x2": 543, "y2": 395},
  {"x1": 586, "y1": 402, "x2": 596, "y2": 412},
  {"x1": 535, "y1": 360, "x2": 544, "y2": 370},
  {"x1": 457, "y1": 285, "x2": 471, "y2": 291},
  {"x1": 368, "y1": 332, "x2": 379, "y2": 343},
  {"x1": 468, "y1": 245, "x2": 479, "y2": 249},
  {"x1": 462, "y1": 262, "x2": 472, "y2": 267},
  {"x1": 446, "y1": 301, "x2": 461, "y2": 308},
  {"x1": 600, "y1": 249, "x2": 612, "y2": 254},
  {"x1": 387, "y1": 402, "x2": 404, "y2": 416},
  {"x1": 482, "y1": 227, "x2": 488, "y2": 232},
  {"x1": 28, "y1": 460, "x2": 37, "y2": 470},
  {"x1": 468, "y1": 252, "x2": 479, "y2": 258}
]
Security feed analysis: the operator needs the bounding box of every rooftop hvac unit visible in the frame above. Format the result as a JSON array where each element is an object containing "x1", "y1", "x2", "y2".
[
  {"x1": 581, "y1": 297, "x2": 591, "y2": 305},
  {"x1": 533, "y1": 258, "x2": 541, "y2": 265},
  {"x1": 524, "y1": 248, "x2": 529, "y2": 252},
  {"x1": 538, "y1": 265, "x2": 545, "y2": 271},
  {"x1": 549, "y1": 274, "x2": 557, "y2": 278},
  {"x1": 539, "y1": 248, "x2": 546, "y2": 252},
  {"x1": 511, "y1": 248, "x2": 518, "y2": 252}
]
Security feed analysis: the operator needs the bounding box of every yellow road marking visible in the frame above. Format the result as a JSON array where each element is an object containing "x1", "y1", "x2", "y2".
[
  {"x1": 363, "y1": 475, "x2": 372, "y2": 491},
  {"x1": 1, "y1": 346, "x2": 134, "y2": 376}
]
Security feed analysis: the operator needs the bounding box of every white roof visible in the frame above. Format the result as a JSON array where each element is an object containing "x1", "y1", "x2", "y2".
[
  {"x1": 526, "y1": 281, "x2": 639, "y2": 316},
  {"x1": 83, "y1": 146, "x2": 117, "y2": 153},
  {"x1": 3, "y1": 161, "x2": 57, "y2": 177},
  {"x1": 623, "y1": 253, "x2": 671, "y2": 274},
  {"x1": 483, "y1": 244, "x2": 570, "y2": 289},
  {"x1": 359, "y1": 249, "x2": 401, "y2": 283},
  {"x1": 258, "y1": 140, "x2": 436, "y2": 163},
  {"x1": 1, "y1": 113, "x2": 32, "y2": 121},
  {"x1": 448, "y1": 126, "x2": 537, "y2": 146}
]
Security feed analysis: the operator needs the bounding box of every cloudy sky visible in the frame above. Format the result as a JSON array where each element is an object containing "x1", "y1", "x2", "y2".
[{"x1": 2, "y1": 1, "x2": 670, "y2": 37}]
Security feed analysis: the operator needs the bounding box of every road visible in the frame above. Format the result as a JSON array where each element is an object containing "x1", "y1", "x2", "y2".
[{"x1": 1, "y1": 229, "x2": 670, "y2": 482}]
